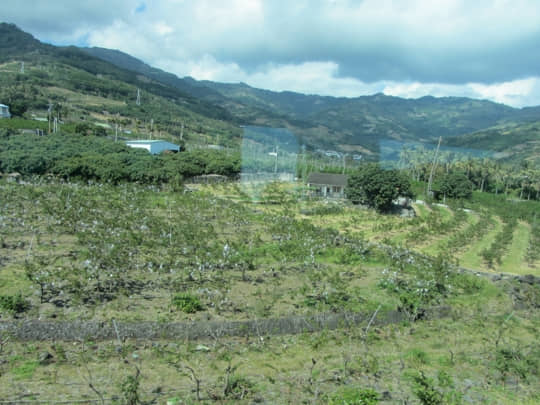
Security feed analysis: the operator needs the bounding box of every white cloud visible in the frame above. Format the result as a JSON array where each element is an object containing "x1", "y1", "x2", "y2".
[
  {"x1": 383, "y1": 78, "x2": 540, "y2": 107},
  {"x1": 154, "y1": 22, "x2": 174, "y2": 36},
  {"x1": 469, "y1": 78, "x2": 538, "y2": 106},
  {"x1": 3, "y1": 0, "x2": 540, "y2": 106}
]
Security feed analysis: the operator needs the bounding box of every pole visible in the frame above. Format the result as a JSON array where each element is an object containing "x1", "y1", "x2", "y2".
[
  {"x1": 48, "y1": 101, "x2": 52, "y2": 134},
  {"x1": 427, "y1": 136, "x2": 442, "y2": 196}
]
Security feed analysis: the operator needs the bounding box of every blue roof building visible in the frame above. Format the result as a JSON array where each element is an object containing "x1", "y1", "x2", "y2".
[
  {"x1": 125, "y1": 140, "x2": 180, "y2": 154},
  {"x1": 0, "y1": 104, "x2": 11, "y2": 119}
]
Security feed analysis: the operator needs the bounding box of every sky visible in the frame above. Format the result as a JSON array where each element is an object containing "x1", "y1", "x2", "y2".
[{"x1": 4, "y1": 0, "x2": 540, "y2": 107}]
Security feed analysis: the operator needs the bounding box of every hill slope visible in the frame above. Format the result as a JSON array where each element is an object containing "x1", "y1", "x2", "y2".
[
  {"x1": 2, "y1": 22, "x2": 540, "y2": 160},
  {"x1": 77, "y1": 40, "x2": 540, "y2": 156},
  {"x1": 0, "y1": 23, "x2": 241, "y2": 147},
  {"x1": 445, "y1": 120, "x2": 540, "y2": 165}
]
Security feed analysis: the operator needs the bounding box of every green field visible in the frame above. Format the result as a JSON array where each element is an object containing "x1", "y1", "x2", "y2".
[{"x1": 0, "y1": 180, "x2": 538, "y2": 403}]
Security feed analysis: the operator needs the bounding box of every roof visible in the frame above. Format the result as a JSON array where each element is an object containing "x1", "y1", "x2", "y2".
[
  {"x1": 0, "y1": 104, "x2": 8, "y2": 108},
  {"x1": 125, "y1": 140, "x2": 174, "y2": 144},
  {"x1": 307, "y1": 172, "x2": 348, "y2": 187}
]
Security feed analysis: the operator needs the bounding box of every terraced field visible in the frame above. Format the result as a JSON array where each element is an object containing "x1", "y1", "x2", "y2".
[{"x1": 0, "y1": 180, "x2": 538, "y2": 404}]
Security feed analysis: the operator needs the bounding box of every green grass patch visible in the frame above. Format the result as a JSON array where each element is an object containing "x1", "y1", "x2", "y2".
[
  {"x1": 422, "y1": 209, "x2": 479, "y2": 256},
  {"x1": 459, "y1": 216, "x2": 503, "y2": 271},
  {"x1": 0, "y1": 117, "x2": 48, "y2": 130},
  {"x1": 413, "y1": 203, "x2": 430, "y2": 218},
  {"x1": 500, "y1": 222, "x2": 535, "y2": 275},
  {"x1": 11, "y1": 360, "x2": 39, "y2": 379}
]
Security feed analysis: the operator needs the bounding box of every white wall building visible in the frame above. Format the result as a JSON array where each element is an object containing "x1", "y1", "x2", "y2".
[
  {"x1": 125, "y1": 140, "x2": 180, "y2": 154},
  {"x1": 0, "y1": 104, "x2": 11, "y2": 119}
]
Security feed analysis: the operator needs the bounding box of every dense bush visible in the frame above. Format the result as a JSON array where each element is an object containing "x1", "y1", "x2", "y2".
[
  {"x1": 0, "y1": 133, "x2": 240, "y2": 184},
  {"x1": 0, "y1": 293, "x2": 30, "y2": 314},
  {"x1": 328, "y1": 387, "x2": 379, "y2": 404},
  {"x1": 172, "y1": 293, "x2": 203, "y2": 313},
  {"x1": 347, "y1": 163, "x2": 413, "y2": 212},
  {"x1": 436, "y1": 172, "x2": 474, "y2": 200}
]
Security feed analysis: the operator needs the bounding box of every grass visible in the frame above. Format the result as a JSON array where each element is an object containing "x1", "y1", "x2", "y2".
[
  {"x1": 459, "y1": 216, "x2": 503, "y2": 271},
  {"x1": 413, "y1": 202, "x2": 430, "y2": 217},
  {"x1": 11, "y1": 360, "x2": 39, "y2": 380},
  {"x1": 0, "y1": 312, "x2": 537, "y2": 403},
  {"x1": 0, "y1": 180, "x2": 538, "y2": 402},
  {"x1": 500, "y1": 221, "x2": 532, "y2": 275},
  {"x1": 422, "y1": 209, "x2": 479, "y2": 256}
]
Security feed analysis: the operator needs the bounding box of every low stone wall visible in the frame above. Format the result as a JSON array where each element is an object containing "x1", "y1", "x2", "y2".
[
  {"x1": 457, "y1": 268, "x2": 540, "y2": 286},
  {"x1": 0, "y1": 307, "x2": 451, "y2": 342}
]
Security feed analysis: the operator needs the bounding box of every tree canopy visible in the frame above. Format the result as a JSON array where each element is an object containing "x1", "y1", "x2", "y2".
[
  {"x1": 436, "y1": 172, "x2": 474, "y2": 200},
  {"x1": 346, "y1": 163, "x2": 413, "y2": 212}
]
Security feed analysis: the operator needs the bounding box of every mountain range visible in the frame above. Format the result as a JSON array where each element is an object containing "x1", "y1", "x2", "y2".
[{"x1": 1, "y1": 22, "x2": 539, "y2": 163}]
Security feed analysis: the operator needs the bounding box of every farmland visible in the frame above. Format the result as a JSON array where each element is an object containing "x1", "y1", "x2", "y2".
[{"x1": 0, "y1": 179, "x2": 538, "y2": 404}]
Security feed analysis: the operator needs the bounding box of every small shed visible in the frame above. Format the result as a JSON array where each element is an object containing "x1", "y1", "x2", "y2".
[
  {"x1": 307, "y1": 173, "x2": 348, "y2": 198},
  {"x1": 125, "y1": 140, "x2": 180, "y2": 155},
  {"x1": 0, "y1": 104, "x2": 11, "y2": 119}
]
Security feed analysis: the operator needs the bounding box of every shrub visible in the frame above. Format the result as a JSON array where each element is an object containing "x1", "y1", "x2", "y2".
[
  {"x1": 172, "y1": 293, "x2": 203, "y2": 313},
  {"x1": 412, "y1": 372, "x2": 443, "y2": 405},
  {"x1": 0, "y1": 293, "x2": 30, "y2": 313},
  {"x1": 328, "y1": 387, "x2": 379, "y2": 405},
  {"x1": 493, "y1": 346, "x2": 540, "y2": 383},
  {"x1": 347, "y1": 164, "x2": 413, "y2": 212}
]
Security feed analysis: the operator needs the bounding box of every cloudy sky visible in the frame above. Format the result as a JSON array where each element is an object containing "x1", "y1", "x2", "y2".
[{"x1": 4, "y1": 0, "x2": 540, "y2": 107}]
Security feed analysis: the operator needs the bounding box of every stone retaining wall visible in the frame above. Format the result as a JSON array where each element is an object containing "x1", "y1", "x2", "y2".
[{"x1": 0, "y1": 307, "x2": 451, "y2": 342}]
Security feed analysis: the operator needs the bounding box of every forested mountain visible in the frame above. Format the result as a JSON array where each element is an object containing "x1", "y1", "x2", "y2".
[
  {"x1": 0, "y1": 23, "x2": 241, "y2": 148},
  {"x1": 78, "y1": 35, "x2": 540, "y2": 158},
  {"x1": 81, "y1": 47, "x2": 228, "y2": 103},
  {"x1": 2, "y1": 22, "x2": 540, "y2": 160},
  {"x1": 445, "y1": 120, "x2": 540, "y2": 165},
  {"x1": 0, "y1": 23, "x2": 235, "y2": 123}
]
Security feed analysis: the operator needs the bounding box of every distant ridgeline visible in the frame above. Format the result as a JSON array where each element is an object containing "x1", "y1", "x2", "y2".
[{"x1": 0, "y1": 22, "x2": 539, "y2": 177}]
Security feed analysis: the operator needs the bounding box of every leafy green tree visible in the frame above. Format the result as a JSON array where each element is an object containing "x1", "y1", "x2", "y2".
[
  {"x1": 437, "y1": 172, "x2": 474, "y2": 200},
  {"x1": 346, "y1": 164, "x2": 413, "y2": 212},
  {"x1": 8, "y1": 100, "x2": 28, "y2": 117},
  {"x1": 93, "y1": 126, "x2": 107, "y2": 137},
  {"x1": 75, "y1": 123, "x2": 92, "y2": 135}
]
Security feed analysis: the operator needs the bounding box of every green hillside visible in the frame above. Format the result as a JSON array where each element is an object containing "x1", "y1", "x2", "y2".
[
  {"x1": 0, "y1": 23, "x2": 241, "y2": 148},
  {"x1": 2, "y1": 22, "x2": 540, "y2": 162},
  {"x1": 202, "y1": 82, "x2": 536, "y2": 149},
  {"x1": 77, "y1": 37, "x2": 540, "y2": 157},
  {"x1": 445, "y1": 120, "x2": 540, "y2": 165}
]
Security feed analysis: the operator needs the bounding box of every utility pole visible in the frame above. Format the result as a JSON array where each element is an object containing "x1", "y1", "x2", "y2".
[
  {"x1": 180, "y1": 122, "x2": 184, "y2": 141},
  {"x1": 48, "y1": 101, "x2": 52, "y2": 134},
  {"x1": 342, "y1": 153, "x2": 348, "y2": 174},
  {"x1": 301, "y1": 144, "x2": 307, "y2": 182},
  {"x1": 115, "y1": 123, "x2": 118, "y2": 142},
  {"x1": 274, "y1": 146, "x2": 279, "y2": 174},
  {"x1": 20, "y1": 62, "x2": 24, "y2": 74},
  {"x1": 136, "y1": 88, "x2": 141, "y2": 106},
  {"x1": 427, "y1": 136, "x2": 442, "y2": 197}
]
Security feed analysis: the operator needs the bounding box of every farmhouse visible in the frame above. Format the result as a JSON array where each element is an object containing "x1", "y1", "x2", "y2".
[
  {"x1": 0, "y1": 104, "x2": 11, "y2": 119},
  {"x1": 125, "y1": 140, "x2": 180, "y2": 155},
  {"x1": 307, "y1": 172, "x2": 348, "y2": 198}
]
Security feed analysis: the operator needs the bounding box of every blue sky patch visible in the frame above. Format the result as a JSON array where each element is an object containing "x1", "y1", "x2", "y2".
[{"x1": 135, "y1": 2, "x2": 146, "y2": 13}]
